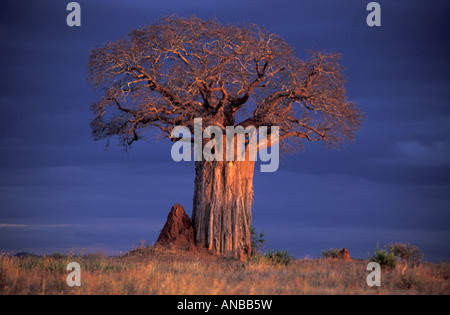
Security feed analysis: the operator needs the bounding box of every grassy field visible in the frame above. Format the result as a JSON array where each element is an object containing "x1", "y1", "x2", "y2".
[{"x1": 1, "y1": 246, "x2": 449, "y2": 295}]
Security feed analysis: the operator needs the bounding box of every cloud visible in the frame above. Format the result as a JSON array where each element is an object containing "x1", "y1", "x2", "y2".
[
  {"x1": 397, "y1": 140, "x2": 450, "y2": 166},
  {"x1": 0, "y1": 0, "x2": 448, "y2": 260},
  {"x1": 0, "y1": 224, "x2": 78, "y2": 228}
]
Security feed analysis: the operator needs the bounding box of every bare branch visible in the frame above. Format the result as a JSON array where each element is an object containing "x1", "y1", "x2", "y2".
[{"x1": 88, "y1": 16, "x2": 362, "y2": 151}]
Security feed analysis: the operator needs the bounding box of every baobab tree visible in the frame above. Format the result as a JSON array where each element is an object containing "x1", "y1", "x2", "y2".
[{"x1": 88, "y1": 16, "x2": 362, "y2": 258}]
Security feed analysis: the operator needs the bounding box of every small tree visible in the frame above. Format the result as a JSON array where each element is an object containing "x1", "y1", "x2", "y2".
[
  {"x1": 387, "y1": 242, "x2": 423, "y2": 274},
  {"x1": 369, "y1": 244, "x2": 397, "y2": 269},
  {"x1": 387, "y1": 243, "x2": 423, "y2": 264}
]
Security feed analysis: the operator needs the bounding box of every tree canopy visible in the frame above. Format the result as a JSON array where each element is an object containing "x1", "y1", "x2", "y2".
[{"x1": 88, "y1": 16, "x2": 362, "y2": 151}]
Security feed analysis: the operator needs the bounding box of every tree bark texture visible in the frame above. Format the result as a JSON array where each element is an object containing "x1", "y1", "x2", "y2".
[{"x1": 192, "y1": 159, "x2": 255, "y2": 258}]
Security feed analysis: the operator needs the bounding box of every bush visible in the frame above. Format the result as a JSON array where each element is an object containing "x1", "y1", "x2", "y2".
[
  {"x1": 264, "y1": 249, "x2": 294, "y2": 266},
  {"x1": 320, "y1": 248, "x2": 342, "y2": 259},
  {"x1": 387, "y1": 243, "x2": 423, "y2": 264},
  {"x1": 369, "y1": 245, "x2": 397, "y2": 269},
  {"x1": 249, "y1": 229, "x2": 293, "y2": 265},
  {"x1": 49, "y1": 252, "x2": 66, "y2": 259},
  {"x1": 250, "y1": 227, "x2": 266, "y2": 257}
]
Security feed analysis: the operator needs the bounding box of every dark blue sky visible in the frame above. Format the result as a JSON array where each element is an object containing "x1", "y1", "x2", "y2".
[{"x1": 0, "y1": 0, "x2": 449, "y2": 260}]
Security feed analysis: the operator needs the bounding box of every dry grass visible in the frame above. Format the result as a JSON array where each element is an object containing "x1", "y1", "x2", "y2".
[{"x1": 1, "y1": 247, "x2": 449, "y2": 295}]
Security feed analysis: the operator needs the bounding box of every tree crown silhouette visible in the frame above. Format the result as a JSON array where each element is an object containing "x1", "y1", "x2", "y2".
[{"x1": 88, "y1": 16, "x2": 362, "y2": 151}]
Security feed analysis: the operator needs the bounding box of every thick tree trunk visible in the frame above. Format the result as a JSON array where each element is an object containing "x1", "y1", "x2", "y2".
[{"x1": 192, "y1": 159, "x2": 255, "y2": 258}]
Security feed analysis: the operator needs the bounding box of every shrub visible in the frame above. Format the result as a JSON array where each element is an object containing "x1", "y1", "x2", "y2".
[
  {"x1": 387, "y1": 243, "x2": 423, "y2": 264},
  {"x1": 49, "y1": 252, "x2": 66, "y2": 259},
  {"x1": 249, "y1": 229, "x2": 293, "y2": 265},
  {"x1": 250, "y1": 227, "x2": 266, "y2": 257},
  {"x1": 320, "y1": 248, "x2": 342, "y2": 259},
  {"x1": 369, "y1": 245, "x2": 397, "y2": 269},
  {"x1": 264, "y1": 249, "x2": 294, "y2": 266}
]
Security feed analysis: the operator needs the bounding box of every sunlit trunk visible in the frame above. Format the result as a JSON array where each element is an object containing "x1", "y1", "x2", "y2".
[{"x1": 192, "y1": 159, "x2": 255, "y2": 258}]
